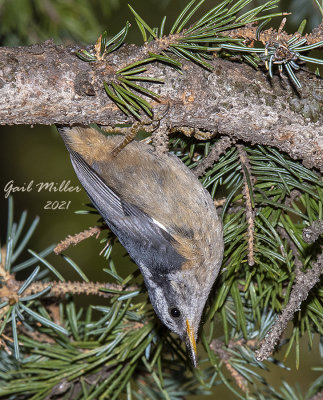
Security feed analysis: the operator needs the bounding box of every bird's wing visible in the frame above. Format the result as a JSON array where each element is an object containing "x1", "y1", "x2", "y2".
[{"x1": 69, "y1": 150, "x2": 185, "y2": 273}]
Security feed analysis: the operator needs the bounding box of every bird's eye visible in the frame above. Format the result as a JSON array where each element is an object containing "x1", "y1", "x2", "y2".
[{"x1": 170, "y1": 307, "x2": 181, "y2": 318}]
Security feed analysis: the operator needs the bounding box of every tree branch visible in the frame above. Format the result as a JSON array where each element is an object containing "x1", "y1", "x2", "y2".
[
  {"x1": 53, "y1": 225, "x2": 107, "y2": 254},
  {"x1": 255, "y1": 248, "x2": 323, "y2": 361},
  {"x1": 0, "y1": 40, "x2": 322, "y2": 171}
]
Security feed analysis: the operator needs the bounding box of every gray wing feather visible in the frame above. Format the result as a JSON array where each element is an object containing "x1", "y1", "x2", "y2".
[{"x1": 69, "y1": 150, "x2": 185, "y2": 273}]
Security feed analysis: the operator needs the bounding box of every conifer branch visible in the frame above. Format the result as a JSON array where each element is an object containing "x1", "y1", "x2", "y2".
[
  {"x1": 21, "y1": 281, "x2": 139, "y2": 298},
  {"x1": 193, "y1": 137, "x2": 233, "y2": 177},
  {"x1": 237, "y1": 144, "x2": 255, "y2": 266},
  {"x1": 0, "y1": 41, "x2": 321, "y2": 171},
  {"x1": 255, "y1": 248, "x2": 323, "y2": 361},
  {"x1": 54, "y1": 226, "x2": 106, "y2": 254}
]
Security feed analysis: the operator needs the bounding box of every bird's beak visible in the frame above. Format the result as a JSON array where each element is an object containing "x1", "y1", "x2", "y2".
[{"x1": 185, "y1": 319, "x2": 197, "y2": 367}]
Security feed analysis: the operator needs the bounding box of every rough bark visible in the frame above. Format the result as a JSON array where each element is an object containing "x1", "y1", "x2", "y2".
[{"x1": 0, "y1": 40, "x2": 322, "y2": 171}]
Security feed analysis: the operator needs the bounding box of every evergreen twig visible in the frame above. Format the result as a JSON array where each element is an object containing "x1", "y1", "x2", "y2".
[
  {"x1": 237, "y1": 144, "x2": 255, "y2": 266},
  {"x1": 54, "y1": 226, "x2": 106, "y2": 254},
  {"x1": 193, "y1": 137, "x2": 233, "y2": 177},
  {"x1": 255, "y1": 248, "x2": 323, "y2": 361}
]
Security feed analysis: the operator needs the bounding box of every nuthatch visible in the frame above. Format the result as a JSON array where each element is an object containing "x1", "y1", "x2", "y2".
[{"x1": 57, "y1": 125, "x2": 224, "y2": 366}]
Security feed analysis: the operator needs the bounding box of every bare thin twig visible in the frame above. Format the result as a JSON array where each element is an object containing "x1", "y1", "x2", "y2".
[
  {"x1": 21, "y1": 281, "x2": 139, "y2": 298},
  {"x1": 255, "y1": 248, "x2": 323, "y2": 361},
  {"x1": 237, "y1": 144, "x2": 255, "y2": 266},
  {"x1": 54, "y1": 226, "x2": 106, "y2": 254},
  {"x1": 152, "y1": 126, "x2": 170, "y2": 155},
  {"x1": 0, "y1": 278, "x2": 139, "y2": 303},
  {"x1": 193, "y1": 137, "x2": 233, "y2": 177}
]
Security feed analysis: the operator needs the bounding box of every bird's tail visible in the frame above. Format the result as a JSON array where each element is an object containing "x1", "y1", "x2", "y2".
[{"x1": 56, "y1": 125, "x2": 119, "y2": 164}]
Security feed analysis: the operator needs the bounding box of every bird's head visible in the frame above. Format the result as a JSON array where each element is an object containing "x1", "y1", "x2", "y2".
[{"x1": 140, "y1": 264, "x2": 219, "y2": 367}]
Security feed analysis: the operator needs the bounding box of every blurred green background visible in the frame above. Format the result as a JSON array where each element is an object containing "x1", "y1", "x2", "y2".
[{"x1": 0, "y1": 0, "x2": 321, "y2": 398}]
